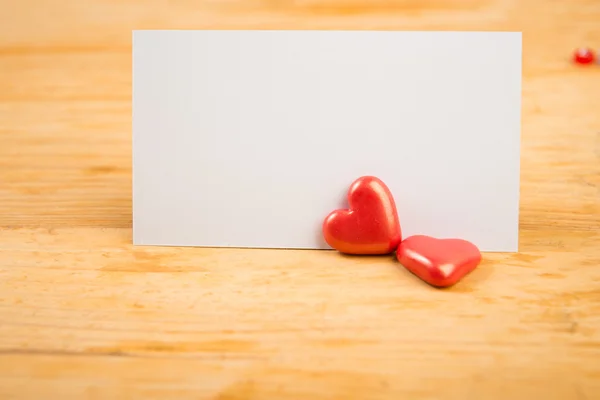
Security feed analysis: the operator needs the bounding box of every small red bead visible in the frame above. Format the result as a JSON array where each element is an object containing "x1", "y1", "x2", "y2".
[{"x1": 573, "y1": 48, "x2": 596, "y2": 64}]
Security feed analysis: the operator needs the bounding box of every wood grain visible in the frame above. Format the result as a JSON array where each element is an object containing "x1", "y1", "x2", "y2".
[{"x1": 1, "y1": 0, "x2": 599, "y2": 399}]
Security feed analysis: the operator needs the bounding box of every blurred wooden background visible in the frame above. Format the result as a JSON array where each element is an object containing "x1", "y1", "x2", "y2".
[{"x1": 1, "y1": 0, "x2": 599, "y2": 399}]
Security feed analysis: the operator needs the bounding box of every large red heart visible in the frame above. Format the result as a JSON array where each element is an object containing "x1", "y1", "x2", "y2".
[
  {"x1": 396, "y1": 235, "x2": 482, "y2": 288},
  {"x1": 322, "y1": 176, "x2": 402, "y2": 255}
]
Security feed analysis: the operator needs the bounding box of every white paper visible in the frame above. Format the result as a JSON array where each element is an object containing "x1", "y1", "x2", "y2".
[{"x1": 133, "y1": 30, "x2": 521, "y2": 252}]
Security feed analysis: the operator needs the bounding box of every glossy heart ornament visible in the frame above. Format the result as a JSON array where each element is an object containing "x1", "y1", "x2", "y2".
[
  {"x1": 397, "y1": 235, "x2": 482, "y2": 288},
  {"x1": 322, "y1": 176, "x2": 402, "y2": 255}
]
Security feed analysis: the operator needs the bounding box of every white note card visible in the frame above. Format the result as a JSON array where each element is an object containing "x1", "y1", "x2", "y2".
[{"x1": 133, "y1": 30, "x2": 521, "y2": 252}]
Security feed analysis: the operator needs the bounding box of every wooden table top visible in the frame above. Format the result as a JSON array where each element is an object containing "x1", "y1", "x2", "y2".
[{"x1": 1, "y1": 1, "x2": 599, "y2": 399}]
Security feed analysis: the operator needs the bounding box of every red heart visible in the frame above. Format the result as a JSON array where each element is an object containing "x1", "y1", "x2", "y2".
[
  {"x1": 396, "y1": 235, "x2": 482, "y2": 288},
  {"x1": 322, "y1": 176, "x2": 402, "y2": 255}
]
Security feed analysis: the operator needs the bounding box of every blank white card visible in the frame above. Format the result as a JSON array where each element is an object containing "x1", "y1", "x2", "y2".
[{"x1": 133, "y1": 30, "x2": 521, "y2": 252}]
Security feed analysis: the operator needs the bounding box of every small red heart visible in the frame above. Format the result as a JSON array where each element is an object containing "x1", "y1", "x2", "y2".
[
  {"x1": 396, "y1": 235, "x2": 482, "y2": 288},
  {"x1": 323, "y1": 176, "x2": 402, "y2": 255}
]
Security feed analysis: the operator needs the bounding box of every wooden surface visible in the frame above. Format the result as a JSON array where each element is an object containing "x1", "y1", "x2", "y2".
[{"x1": 1, "y1": 0, "x2": 600, "y2": 399}]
